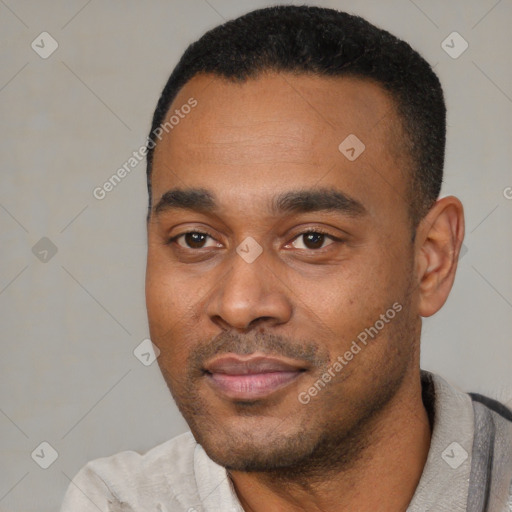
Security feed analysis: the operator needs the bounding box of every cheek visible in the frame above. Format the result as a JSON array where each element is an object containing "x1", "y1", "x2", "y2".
[
  {"x1": 146, "y1": 264, "x2": 173, "y2": 326},
  {"x1": 146, "y1": 257, "x2": 187, "y2": 340},
  {"x1": 305, "y1": 256, "x2": 402, "y2": 349},
  {"x1": 146, "y1": 252, "x2": 206, "y2": 366},
  {"x1": 146, "y1": 242, "x2": 186, "y2": 311},
  {"x1": 146, "y1": 283, "x2": 191, "y2": 378}
]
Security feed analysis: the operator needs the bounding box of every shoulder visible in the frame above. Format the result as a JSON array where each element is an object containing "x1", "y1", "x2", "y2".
[
  {"x1": 60, "y1": 432, "x2": 201, "y2": 512},
  {"x1": 86, "y1": 430, "x2": 198, "y2": 481},
  {"x1": 469, "y1": 392, "x2": 512, "y2": 423},
  {"x1": 468, "y1": 389, "x2": 512, "y2": 511}
]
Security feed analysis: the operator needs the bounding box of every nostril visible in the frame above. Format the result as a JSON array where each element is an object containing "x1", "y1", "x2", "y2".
[{"x1": 248, "y1": 316, "x2": 274, "y2": 329}]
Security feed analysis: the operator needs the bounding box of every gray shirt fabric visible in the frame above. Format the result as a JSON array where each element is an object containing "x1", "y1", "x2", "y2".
[{"x1": 60, "y1": 371, "x2": 512, "y2": 511}]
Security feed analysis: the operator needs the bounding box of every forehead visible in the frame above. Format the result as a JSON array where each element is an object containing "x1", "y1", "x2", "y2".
[{"x1": 151, "y1": 72, "x2": 408, "y2": 219}]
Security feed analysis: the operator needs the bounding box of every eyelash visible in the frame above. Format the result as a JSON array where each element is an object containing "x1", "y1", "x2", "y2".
[
  {"x1": 166, "y1": 229, "x2": 217, "y2": 246},
  {"x1": 288, "y1": 228, "x2": 339, "y2": 247},
  {"x1": 167, "y1": 228, "x2": 342, "y2": 249}
]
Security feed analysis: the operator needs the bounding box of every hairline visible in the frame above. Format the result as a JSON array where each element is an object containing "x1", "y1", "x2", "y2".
[{"x1": 147, "y1": 70, "x2": 421, "y2": 232}]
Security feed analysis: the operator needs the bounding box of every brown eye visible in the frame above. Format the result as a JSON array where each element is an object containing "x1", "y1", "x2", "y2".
[
  {"x1": 291, "y1": 232, "x2": 334, "y2": 250},
  {"x1": 303, "y1": 233, "x2": 324, "y2": 249},
  {"x1": 174, "y1": 232, "x2": 220, "y2": 249},
  {"x1": 185, "y1": 232, "x2": 207, "y2": 248}
]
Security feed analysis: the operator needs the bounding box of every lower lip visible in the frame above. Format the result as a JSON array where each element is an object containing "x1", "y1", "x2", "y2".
[{"x1": 207, "y1": 371, "x2": 302, "y2": 400}]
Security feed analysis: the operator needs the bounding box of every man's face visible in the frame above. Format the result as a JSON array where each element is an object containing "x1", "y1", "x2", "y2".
[{"x1": 146, "y1": 73, "x2": 421, "y2": 472}]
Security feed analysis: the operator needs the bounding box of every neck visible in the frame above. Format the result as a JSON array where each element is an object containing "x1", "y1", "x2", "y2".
[{"x1": 228, "y1": 370, "x2": 431, "y2": 512}]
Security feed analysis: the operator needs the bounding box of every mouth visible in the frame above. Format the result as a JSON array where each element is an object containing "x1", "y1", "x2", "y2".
[{"x1": 203, "y1": 353, "x2": 307, "y2": 401}]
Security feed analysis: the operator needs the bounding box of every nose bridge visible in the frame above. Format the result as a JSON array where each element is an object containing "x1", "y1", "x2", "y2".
[
  {"x1": 207, "y1": 247, "x2": 292, "y2": 330},
  {"x1": 231, "y1": 248, "x2": 270, "y2": 299}
]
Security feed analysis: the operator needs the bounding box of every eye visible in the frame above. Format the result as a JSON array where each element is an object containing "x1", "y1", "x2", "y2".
[
  {"x1": 290, "y1": 231, "x2": 336, "y2": 250},
  {"x1": 173, "y1": 232, "x2": 221, "y2": 249}
]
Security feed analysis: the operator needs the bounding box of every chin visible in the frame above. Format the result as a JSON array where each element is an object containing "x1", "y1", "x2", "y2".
[{"x1": 191, "y1": 421, "x2": 324, "y2": 473}]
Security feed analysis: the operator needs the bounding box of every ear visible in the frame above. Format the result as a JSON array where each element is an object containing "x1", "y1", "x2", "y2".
[{"x1": 414, "y1": 196, "x2": 465, "y2": 317}]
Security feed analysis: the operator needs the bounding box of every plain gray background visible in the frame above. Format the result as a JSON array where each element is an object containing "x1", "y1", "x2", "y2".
[{"x1": 1, "y1": 1, "x2": 511, "y2": 510}]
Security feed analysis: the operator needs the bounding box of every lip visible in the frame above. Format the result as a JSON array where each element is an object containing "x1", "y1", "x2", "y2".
[{"x1": 204, "y1": 354, "x2": 306, "y2": 400}]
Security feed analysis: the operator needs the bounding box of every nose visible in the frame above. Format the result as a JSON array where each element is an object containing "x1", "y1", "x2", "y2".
[{"x1": 206, "y1": 250, "x2": 293, "y2": 331}]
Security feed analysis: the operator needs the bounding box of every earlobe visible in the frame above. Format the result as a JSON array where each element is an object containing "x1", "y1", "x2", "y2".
[{"x1": 416, "y1": 196, "x2": 465, "y2": 318}]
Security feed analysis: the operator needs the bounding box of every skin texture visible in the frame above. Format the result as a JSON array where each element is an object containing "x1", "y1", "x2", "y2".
[{"x1": 145, "y1": 72, "x2": 465, "y2": 511}]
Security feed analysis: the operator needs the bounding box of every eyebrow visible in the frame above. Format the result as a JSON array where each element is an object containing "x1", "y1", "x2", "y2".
[
  {"x1": 272, "y1": 189, "x2": 367, "y2": 217},
  {"x1": 153, "y1": 187, "x2": 367, "y2": 218},
  {"x1": 154, "y1": 188, "x2": 216, "y2": 215}
]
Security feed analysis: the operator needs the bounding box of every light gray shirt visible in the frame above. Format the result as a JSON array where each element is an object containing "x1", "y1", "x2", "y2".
[{"x1": 60, "y1": 372, "x2": 512, "y2": 511}]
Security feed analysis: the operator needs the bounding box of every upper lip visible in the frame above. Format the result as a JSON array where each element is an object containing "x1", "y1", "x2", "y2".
[{"x1": 204, "y1": 354, "x2": 306, "y2": 375}]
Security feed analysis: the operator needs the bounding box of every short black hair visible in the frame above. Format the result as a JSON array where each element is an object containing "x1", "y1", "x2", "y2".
[{"x1": 146, "y1": 5, "x2": 445, "y2": 228}]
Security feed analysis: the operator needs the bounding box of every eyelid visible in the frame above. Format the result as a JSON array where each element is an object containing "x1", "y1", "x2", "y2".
[
  {"x1": 284, "y1": 228, "x2": 344, "y2": 250},
  {"x1": 167, "y1": 229, "x2": 221, "y2": 248},
  {"x1": 289, "y1": 227, "x2": 340, "y2": 241}
]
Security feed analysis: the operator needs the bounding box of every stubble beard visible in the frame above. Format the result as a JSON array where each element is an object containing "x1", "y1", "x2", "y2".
[{"x1": 159, "y1": 296, "x2": 418, "y2": 484}]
